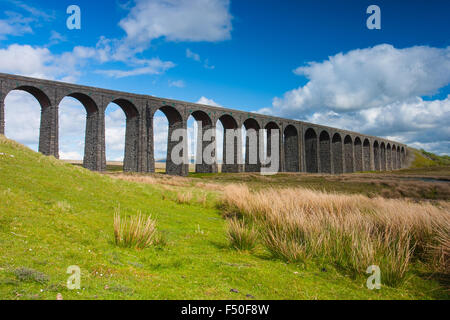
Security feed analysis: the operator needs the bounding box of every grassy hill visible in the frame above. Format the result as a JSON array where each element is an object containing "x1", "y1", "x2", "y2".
[
  {"x1": 410, "y1": 149, "x2": 450, "y2": 168},
  {"x1": 0, "y1": 136, "x2": 448, "y2": 300}
]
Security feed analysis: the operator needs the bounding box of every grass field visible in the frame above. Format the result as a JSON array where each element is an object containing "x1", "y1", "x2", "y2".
[{"x1": 1, "y1": 136, "x2": 449, "y2": 300}]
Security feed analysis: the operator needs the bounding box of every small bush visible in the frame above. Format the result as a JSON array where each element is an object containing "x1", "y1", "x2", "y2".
[
  {"x1": 226, "y1": 218, "x2": 258, "y2": 251},
  {"x1": 114, "y1": 211, "x2": 160, "y2": 249}
]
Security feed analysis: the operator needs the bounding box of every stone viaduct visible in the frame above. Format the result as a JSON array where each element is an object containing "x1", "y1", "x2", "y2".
[{"x1": 0, "y1": 73, "x2": 408, "y2": 176}]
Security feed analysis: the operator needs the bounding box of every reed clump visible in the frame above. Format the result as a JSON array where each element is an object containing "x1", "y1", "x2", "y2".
[
  {"x1": 221, "y1": 184, "x2": 449, "y2": 286},
  {"x1": 114, "y1": 210, "x2": 163, "y2": 249},
  {"x1": 226, "y1": 218, "x2": 258, "y2": 251}
]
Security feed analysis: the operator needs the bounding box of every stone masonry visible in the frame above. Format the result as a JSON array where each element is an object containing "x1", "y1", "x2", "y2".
[{"x1": 0, "y1": 73, "x2": 408, "y2": 176}]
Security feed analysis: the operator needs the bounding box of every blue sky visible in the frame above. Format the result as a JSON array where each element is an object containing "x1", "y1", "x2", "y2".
[{"x1": 0, "y1": 0, "x2": 449, "y2": 160}]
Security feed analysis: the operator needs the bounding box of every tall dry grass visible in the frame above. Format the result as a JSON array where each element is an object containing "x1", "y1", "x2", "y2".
[
  {"x1": 226, "y1": 218, "x2": 258, "y2": 251},
  {"x1": 221, "y1": 184, "x2": 449, "y2": 286},
  {"x1": 114, "y1": 210, "x2": 163, "y2": 249}
]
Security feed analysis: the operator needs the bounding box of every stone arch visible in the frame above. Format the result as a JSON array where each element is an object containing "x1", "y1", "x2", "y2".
[
  {"x1": 373, "y1": 141, "x2": 380, "y2": 171},
  {"x1": 64, "y1": 92, "x2": 99, "y2": 114},
  {"x1": 154, "y1": 105, "x2": 187, "y2": 176},
  {"x1": 305, "y1": 128, "x2": 318, "y2": 173},
  {"x1": 344, "y1": 135, "x2": 354, "y2": 173},
  {"x1": 105, "y1": 98, "x2": 140, "y2": 172},
  {"x1": 10, "y1": 85, "x2": 52, "y2": 109},
  {"x1": 4, "y1": 85, "x2": 56, "y2": 157},
  {"x1": 188, "y1": 110, "x2": 216, "y2": 173},
  {"x1": 386, "y1": 143, "x2": 392, "y2": 170},
  {"x1": 319, "y1": 130, "x2": 331, "y2": 174},
  {"x1": 332, "y1": 133, "x2": 343, "y2": 174},
  {"x1": 397, "y1": 146, "x2": 401, "y2": 169},
  {"x1": 284, "y1": 125, "x2": 299, "y2": 172},
  {"x1": 243, "y1": 118, "x2": 261, "y2": 172},
  {"x1": 380, "y1": 142, "x2": 386, "y2": 171},
  {"x1": 59, "y1": 92, "x2": 102, "y2": 171},
  {"x1": 354, "y1": 137, "x2": 362, "y2": 172},
  {"x1": 391, "y1": 144, "x2": 397, "y2": 169},
  {"x1": 218, "y1": 114, "x2": 241, "y2": 173},
  {"x1": 363, "y1": 139, "x2": 371, "y2": 171},
  {"x1": 264, "y1": 121, "x2": 281, "y2": 172}
]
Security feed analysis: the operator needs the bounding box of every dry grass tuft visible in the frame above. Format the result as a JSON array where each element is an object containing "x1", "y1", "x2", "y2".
[
  {"x1": 221, "y1": 184, "x2": 450, "y2": 286},
  {"x1": 111, "y1": 174, "x2": 190, "y2": 187},
  {"x1": 176, "y1": 191, "x2": 193, "y2": 204},
  {"x1": 113, "y1": 210, "x2": 161, "y2": 249},
  {"x1": 226, "y1": 218, "x2": 258, "y2": 251}
]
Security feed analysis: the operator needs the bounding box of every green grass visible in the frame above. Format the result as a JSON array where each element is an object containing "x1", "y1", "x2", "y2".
[
  {"x1": 411, "y1": 149, "x2": 450, "y2": 168},
  {"x1": 0, "y1": 136, "x2": 448, "y2": 300}
]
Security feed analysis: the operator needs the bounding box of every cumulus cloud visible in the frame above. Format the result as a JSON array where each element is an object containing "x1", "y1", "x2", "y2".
[
  {"x1": 4, "y1": 91, "x2": 41, "y2": 150},
  {"x1": 119, "y1": 0, "x2": 232, "y2": 52},
  {"x1": 0, "y1": 44, "x2": 106, "y2": 82},
  {"x1": 306, "y1": 96, "x2": 450, "y2": 148},
  {"x1": 273, "y1": 44, "x2": 450, "y2": 116},
  {"x1": 271, "y1": 44, "x2": 450, "y2": 154},
  {"x1": 196, "y1": 96, "x2": 222, "y2": 107}
]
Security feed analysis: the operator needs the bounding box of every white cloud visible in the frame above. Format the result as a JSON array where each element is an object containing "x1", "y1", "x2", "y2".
[
  {"x1": 0, "y1": 2, "x2": 55, "y2": 39},
  {"x1": 196, "y1": 96, "x2": 222, "y2": 107},
  {"x1": 273, "y1": 44, "x2": 450, "y2": 116},
  {"x1": 119, "y1": 0, "x2": 232, "y2": 53},
  {"x1": 59, "y1": 151, "x2": 82, "y2": 160},
  {"x1": 168, "y1": 80, "x2": 186, "y2": 88},
  {"x1": 0, "y1": 44, "x2": 104, "y2": 82},
  {"x1": 105, "y1": 107, "x2": 126, "y2": 160},
  {"x1": 4, "y1": 91, "x2": 41, "y2": 150},
  {"x1": 153, "y1": 113, "x2": 169, "y2": 160},
  {"x1": 270, "y1": 44, "x2": 450, "y2": 155},
  {"x1": 97, "y1": 58, "x2": 175, "y2": 78},
  {"x1": 49, "y1": 31, "x2": 67, "y2": 45},
  {"x1": 0, "y1": 12, "x2": 33, "y2": 39},
  {"x1": 186, "y1": 49, "x2": 215, "y2": 70},
  {"x1": 8, "y1": 0, "x2": 54, "y2": 20},
  {"x1": 186, "y1": 48, "x2": 201, "y2": 61}
]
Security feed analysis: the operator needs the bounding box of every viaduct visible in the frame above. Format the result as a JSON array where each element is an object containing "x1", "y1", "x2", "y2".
[{"x1": 0, "y1": 73, "x2": 408, "y2": 176}]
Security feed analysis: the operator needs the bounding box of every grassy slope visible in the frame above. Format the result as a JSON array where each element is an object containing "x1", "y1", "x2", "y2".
[
  {"x1": 0, "y1": 137, "x2": 447, "y2": 300},
  {"x1": 410, "y1": 149, "x2": 450, "y2": 168}
]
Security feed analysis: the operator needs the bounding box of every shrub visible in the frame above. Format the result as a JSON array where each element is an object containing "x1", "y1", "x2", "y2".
[{"x1": 226, "y1": 218, "x2": 258, "y2": 251}]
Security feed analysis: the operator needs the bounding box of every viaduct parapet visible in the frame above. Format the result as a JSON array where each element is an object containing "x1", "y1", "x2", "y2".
[{"x1": 0, "y1": 73, "x2": 408, "y2": 175}]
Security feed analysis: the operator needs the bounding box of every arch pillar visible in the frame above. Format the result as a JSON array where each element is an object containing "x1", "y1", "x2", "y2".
[
  {"x1": 264, "y1": 124, "x2": 282, "y2": 174},
  {"x1": 196, "y1": 122, "x2": 218, "y2": 173},
  {"x1": 0, "y1": 90, "x2": 5, "y2": 135},
  {"x1": 245, "y1": 128, "x2": 261, "y2": 172},
  {"x1": 279, "y1": 124, "x2": 285, "y2": 172},
  {"x1": 84, "y1": 103, "x2": 106, "y2": 172},
  {"x1": 124, "y1": 114, "x2": 139, "y2": 172},
  {"x1": 142, "y1": 105, "x2": 155, "y2": 173},
  {"x1": 166, "y1": 118, "x2": 189, "y2": 176},
  {"x1": 221, "y1": 124, "x2": 243, "y2": 173},
  {"x1": 39, "y1": 103, "x2": 59, "y2": 159}
]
